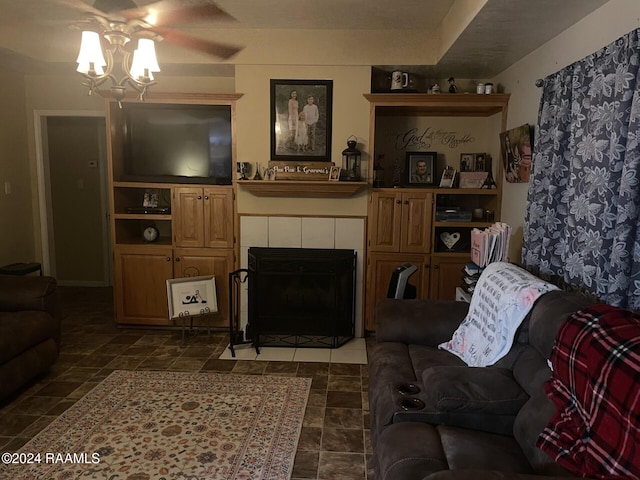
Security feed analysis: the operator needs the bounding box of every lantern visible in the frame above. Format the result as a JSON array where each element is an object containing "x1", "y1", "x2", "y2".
[{"x1": 341, "y1": 136, "x2": 361, "y2": 181}]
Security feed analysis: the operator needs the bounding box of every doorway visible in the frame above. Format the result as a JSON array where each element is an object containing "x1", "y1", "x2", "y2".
[{"x1": 37, "y1": 113, "x2": 110, "y2": 286}]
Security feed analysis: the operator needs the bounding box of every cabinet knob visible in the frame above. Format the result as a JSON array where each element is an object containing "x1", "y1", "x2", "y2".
[
  {"x1": 166, "y1": 257, "x2": 172, "y2": 262},
  {"x1": 175, "y1": 257, "x2": 181, "y2": 262},
  {"x1": 404, "y1": 200, "x2": 409, "y2": 204},
  {"x1": 396, "y1": 200, "x2": 402, "y2": 204},
  {"x1": 197, "y1": 195, "x2": 202, "y2": 200},
  {"x1": 204, "y1": 195, "x2": 209, "y2": 200}
]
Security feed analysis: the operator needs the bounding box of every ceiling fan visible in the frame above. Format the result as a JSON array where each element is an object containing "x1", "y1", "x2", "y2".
[{"x1": 49, "y1": 0, "x2": 243, "y2": 102}]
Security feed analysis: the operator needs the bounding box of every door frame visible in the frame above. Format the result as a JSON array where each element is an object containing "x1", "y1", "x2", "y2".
[{"x1": 34, "y1": 110, "x2": 111, "y2": 285}]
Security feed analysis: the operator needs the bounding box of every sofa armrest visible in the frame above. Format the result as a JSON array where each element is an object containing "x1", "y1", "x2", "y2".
[
  {"x1": 376, "y1": 299, "x2": 469, "y2": 346},
  {"x1": 0, "y1": 275, "x2": 59, "y2": 318}
]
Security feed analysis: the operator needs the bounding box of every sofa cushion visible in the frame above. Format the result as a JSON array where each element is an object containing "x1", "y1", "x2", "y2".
[
  {"x1": 421, "y1": 366, "x2": 529, "y2": 415},
  {"x1": 438, "y1": 425, "x2": 533, "y2": 474},
  {"x1": 0, "y1": 311, "x2": 59, "y2": 363},
  {"x1": 376, "y1": 422, "x2": 449, "y2": 480}
]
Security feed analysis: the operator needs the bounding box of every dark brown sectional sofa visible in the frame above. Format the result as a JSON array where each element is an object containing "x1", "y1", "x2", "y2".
[
  {"x1": 368, "y1": 289, "x2": 596, "y2": 480},
  {"x1": 0, "y1": 274, "x2": 60, "y2": 402}
]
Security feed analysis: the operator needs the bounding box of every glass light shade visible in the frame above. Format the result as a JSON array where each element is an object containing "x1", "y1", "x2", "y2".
[
  {"x1": 129, "y1": 38, "x2": 160, "y2": 80},
  {"x1": 76, "y1": 31, "x2": 106, "y2": 75}
]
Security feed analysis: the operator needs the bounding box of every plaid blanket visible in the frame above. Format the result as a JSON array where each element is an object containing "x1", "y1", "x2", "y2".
[{"x1": 537, "y1": 304, "x2": 640, "y2": 479}]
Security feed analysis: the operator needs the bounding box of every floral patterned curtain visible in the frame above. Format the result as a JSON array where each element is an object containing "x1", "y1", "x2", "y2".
[{"x1": 522, "y1": 28, "x2": 640, "y2": 309}]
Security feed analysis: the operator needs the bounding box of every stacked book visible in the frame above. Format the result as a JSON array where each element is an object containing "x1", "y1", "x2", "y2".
[
  {"x1": 470, "y1": 222, "x2": 512, "y2": 268},
  {"x1": 462, "y1": 262, "x2": 484, "y2": 294}
]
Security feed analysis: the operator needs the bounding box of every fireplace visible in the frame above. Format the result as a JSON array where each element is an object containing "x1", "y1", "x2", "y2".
[{"x1": 248, "y1": 247, "x2": 356, "y2": 348}]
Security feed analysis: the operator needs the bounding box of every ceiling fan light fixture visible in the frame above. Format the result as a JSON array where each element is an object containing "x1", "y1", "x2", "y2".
[
  {"x1": 76, "y1": 31, "x2": 106, "y2": 75},
  {"x1": 130, "y1": 39, "x2": 160, "y2": 81}
]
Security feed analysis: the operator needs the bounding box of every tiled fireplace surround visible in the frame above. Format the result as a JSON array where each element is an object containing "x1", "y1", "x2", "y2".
[{"x1": 239, "y1": 215, "x2": 366, "y2": 339}]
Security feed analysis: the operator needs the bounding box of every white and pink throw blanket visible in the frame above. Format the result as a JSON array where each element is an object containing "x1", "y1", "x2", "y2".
[{"x1": 439, "y1": 262, "x2": 559, "y2": 367}]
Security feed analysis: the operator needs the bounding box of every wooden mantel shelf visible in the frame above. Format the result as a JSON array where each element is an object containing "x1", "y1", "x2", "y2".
[{"x1": 238, "y1": 180, "x2": 368, "y2": 198}]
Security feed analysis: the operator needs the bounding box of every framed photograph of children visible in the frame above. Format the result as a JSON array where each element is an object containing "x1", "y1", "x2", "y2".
[
  {"x1": 166, "y1": 275, "x2": 218, "y2": 319},
  {"x1": 270, "y1": 79, "x2": 333, "y2": 161},
  {"x1": 406, "y1": 151, "x2": 436, "y2": 186},
  {"x1": 460, "y1": 154, "x2": 474, "y2": 172}
]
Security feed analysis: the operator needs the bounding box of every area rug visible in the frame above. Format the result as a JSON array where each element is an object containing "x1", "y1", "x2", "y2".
[{"x1": 6, "y1": 371, "x2": 311, "y2": 480}]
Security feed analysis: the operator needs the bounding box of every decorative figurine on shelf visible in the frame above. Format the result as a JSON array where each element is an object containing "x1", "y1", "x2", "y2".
[
  {"x1": 430, "y1": 83, "x2": 441, "y2": 94},
  {"x1": 252, "y1": 162, "x2": 262, "y2": 180},
  {"x1": 448, "y1": 77, "x2": 457, "y2": 93}
]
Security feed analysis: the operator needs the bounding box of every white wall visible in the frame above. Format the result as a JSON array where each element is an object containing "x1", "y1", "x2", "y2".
[{"x1": 496, "y1": 0, "x2": 640, "y2": 262}]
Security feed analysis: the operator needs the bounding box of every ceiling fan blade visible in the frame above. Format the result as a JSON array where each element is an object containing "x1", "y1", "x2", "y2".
[
  {"x1": 45, "y1": 0, "x2": 107, "y2": 17},
  {"x1": 154, "y1": 27, "x2": 241, "y2": 60},
  {"x1": 121, "y1": 0, "x2": 236, "y2": 27}
]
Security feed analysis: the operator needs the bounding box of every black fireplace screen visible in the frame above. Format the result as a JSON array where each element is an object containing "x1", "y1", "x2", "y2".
[{"x1": 248, "y1": 247, "x2": 356, "y2": 348}]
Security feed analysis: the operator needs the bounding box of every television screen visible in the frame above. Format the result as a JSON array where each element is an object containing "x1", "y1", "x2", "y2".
[{"x1": 123, "y1": 103, "x2": 233, "y2": 184}]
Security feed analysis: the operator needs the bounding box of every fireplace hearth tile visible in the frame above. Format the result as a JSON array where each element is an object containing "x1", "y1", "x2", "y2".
[
  {"x1": 217, "y1": 344, "x2": 367, "y2": 364},
  {"x1": 256, "y1": 347, "x2": 296, "y2": 362},
  {"x1": 293, "y1": 348, "x2": 331, "y2": 363},
  {"x1": 338, "y1": 338, "x2": 366, "y2": 350}
]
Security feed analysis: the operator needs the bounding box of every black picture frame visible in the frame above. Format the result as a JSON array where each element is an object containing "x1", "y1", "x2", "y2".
[
  {"x1": 406, "y1": 151, "x2": 436, "y2": 186},
  {"x1": 270, "y1": 79, "x2": 333, "y2": 161}
]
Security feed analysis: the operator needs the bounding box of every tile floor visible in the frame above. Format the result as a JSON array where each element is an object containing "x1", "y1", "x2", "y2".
[{"x1": 0, "y1": 286, "x2": 374, "y2": 480}]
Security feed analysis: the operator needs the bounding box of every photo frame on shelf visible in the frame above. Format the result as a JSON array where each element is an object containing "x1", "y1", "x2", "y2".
[
  {"x1": 328, "y1": 166, "x2": 341, "y2": 181},
  {"x1": 460, "y1": 154, "x2": 475, "y2": 172},
  {"x1": 406, "y1": 151, "x2": 436, "y2": 186},
  {"x1": 474, "y1": 153, "x2": 487, "y2": 172},
  {"x1": 459, "y1": 171, "x2": 489, "y2": 188},
  {"x1": 439, "y1": 167, "x2": 457, "y2": 188},
  {"x1": 270, "y1": 79, "x2": 333, "y2": 161},
  {"x1": 166, "y1": 275, "x2": 218, "y2": 320}
]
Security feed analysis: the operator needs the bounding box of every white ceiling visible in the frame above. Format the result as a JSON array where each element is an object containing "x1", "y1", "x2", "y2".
[{"x1": 0, "y1": 0, "x2": 611, "y2": 78}]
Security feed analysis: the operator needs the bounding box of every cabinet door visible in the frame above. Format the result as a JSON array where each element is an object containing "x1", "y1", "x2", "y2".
[
  {"x1": 114, "y1": 246, "x2": 173, "y2": 325},
  {"x1": 401, "y1": 192, "x2": 432, "y2": 253},
  {"x1": 203, "y1": 187, "x2": 234, "y2": 249},
  {"x1": 430, "y1": 258, "x2": 467, "y2": 301},
  {"x1": 365, "y1": 252, "x2": 428, "y2": 331},
  {"x1": 174, "y1": 248, "x2": 235, "y2": 328},
  {"x1": 174, "y1": 187, "x2": 205, "y2": 247},
  {"x1": 368, "y1": 192, "x2": 402, "y2": 252}
]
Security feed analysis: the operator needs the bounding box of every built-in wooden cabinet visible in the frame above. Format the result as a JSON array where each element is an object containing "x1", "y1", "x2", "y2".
[
  {"x1": 368, "y1": 191, "x2": 432, "y2": 253},
  {"x1": 107, "y1": 93, "x2": 241, "y2": 326},
  {"x1": 114, "y1": 245, "x2": 174, "y2": 325},
  {"x1": 364, "y1": 93, "x2": 509, "y2": 331},
  {"x1": 173, "y1": 187, "x2": 234, "y2": 249}
]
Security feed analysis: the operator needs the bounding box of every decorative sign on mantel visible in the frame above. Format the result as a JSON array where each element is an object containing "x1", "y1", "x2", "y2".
[{"x1": 268, "y1": 161, "x2": 334, "y2": 180}]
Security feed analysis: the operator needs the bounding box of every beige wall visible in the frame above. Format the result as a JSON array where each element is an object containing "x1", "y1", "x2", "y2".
[
  {"x1": 0, "y1": 66, "x2": 33, "y2": 266},
  {"x1": 496, "y1": 0, "x2": 640, "y2": 262},
  {"x1": 235, "y1": 65, "x2": 370, "y2": 217}
]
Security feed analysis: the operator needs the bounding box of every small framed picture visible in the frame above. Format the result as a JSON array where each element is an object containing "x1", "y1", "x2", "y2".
[
  {"x1": 143, "y1": 190, "x2": 159, "y2": 208},
  {"x1": 329, "y1": 165, "x2": 341, "y2": 181},
  {"x1": 460, "y1": 154, "x2": 474, "y2": 172},
  {"x1": 474, "y1": 153, "x2": 487, "y2": 172},
  {"x1": 166, "y1": 275, "x2": 218, "y2": 319},
  {"x1": 406, "y1": 151, "x2": 436, "y2": 186},
  {"x1": 439, "y1": 167, "x2": 457, "y2": 188}
]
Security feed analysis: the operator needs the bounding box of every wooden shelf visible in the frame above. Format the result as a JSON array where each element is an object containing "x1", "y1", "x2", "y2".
[
  {"x1": 364, "y1": 93, "x2": 510, "y2": 117},
  {"x1": 238, "y1": 180, "x2": 368, "y2": 198}
]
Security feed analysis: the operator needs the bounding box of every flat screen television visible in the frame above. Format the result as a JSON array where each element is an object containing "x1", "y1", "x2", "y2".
[{"x1": 122, "y1": 103, "x2": 233, "y2": 185}]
